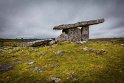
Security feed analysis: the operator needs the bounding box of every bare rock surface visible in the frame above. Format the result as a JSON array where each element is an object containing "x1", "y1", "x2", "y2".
[
  {"x1": 0, "y1": 64, "x2": 14, "y2": 73},
  {"x1": 76, "y1": 41, "x2": 87, "y2": 44},
  {"x1": 16, "y1": 60, "x2": 23, "y2": 64},
  {"x1": 121, "y1": 44, "x2": 124, "y2": 46},
  {"x1": 22, "y1": 39, "x2": 55, "y2": 47},
  {"x1": 34, "y1": 49, "x2": 39, "y2": 52},
  {"x1": 55, "y1": 50, "x2": 65, "y2": 56},
  {"x1": 40, "y1": 52, "x2": 46, "y2": 56},
  {"x1": 81, "y1": 47, "x2": 108, "y2": 55},
  {"x1": 51, "y1": 77, "x2": 61, "y2": 83},
  {"x1": 28, "y1": 60, "x2": 35, "y2": 65},
  {"x1": 49, "y1": 40, "x2": 56, "y2": 45},
  {"x1": 31, "y1": 67, "x2": 42, "y2": 72}
]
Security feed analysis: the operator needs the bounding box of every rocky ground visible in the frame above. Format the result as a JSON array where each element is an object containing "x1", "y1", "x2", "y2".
[{"x1": 0, "y1": 38, "x2": 124, "y2": 83}]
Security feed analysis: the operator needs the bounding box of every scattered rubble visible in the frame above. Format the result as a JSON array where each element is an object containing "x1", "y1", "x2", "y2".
[{"x1": 81, "y1": 47, "x2": 108, "y2": 55}]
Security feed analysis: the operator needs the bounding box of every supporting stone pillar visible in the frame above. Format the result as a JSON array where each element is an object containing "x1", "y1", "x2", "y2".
[{"x1": 81, "y1": 26, "x2": 89, "y2": 41}]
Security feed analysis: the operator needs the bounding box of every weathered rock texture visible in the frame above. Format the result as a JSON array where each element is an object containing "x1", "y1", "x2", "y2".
[
  {"x1": 0, "y1": 64, "x2": 14, "y2": 73},
  {"x1": 21, "y1": 39, "x2": 56, "y2": 47},
  {"x1": 53, "y1": 18, "x2": 104, "y2": 42}
]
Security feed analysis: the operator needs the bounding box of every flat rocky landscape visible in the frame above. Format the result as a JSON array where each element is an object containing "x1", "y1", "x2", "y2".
[{"x1": 0, "y1": 38, "x2": 124, "y2": 83}]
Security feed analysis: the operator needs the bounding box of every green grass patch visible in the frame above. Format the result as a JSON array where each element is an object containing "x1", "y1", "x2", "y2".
[{"x1": 0, "y1": 39, "x2": 124, "y2": 83}]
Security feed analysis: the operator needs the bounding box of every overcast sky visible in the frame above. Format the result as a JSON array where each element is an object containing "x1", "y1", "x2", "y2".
[{"x1": 0, "y1": 0, "x2": 124, "y2": 39}]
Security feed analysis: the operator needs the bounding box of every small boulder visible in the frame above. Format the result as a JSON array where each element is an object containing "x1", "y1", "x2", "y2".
[
  {"x1": 16, "y1": 60, "x2": 23, "y2": 64},
  {"x1": 25, "y1": 52, "x2": 30, "y2": 56},
  {"x1": 55, "y1": 50, "x2": 65, "y2": 56},
  {"x1": 121, "y1": 44, "x2": 124, "y2": 46},
  {"x1": 34, "y1": 49, "x2": 39, "y2": 52},
  {"x1": 28, "y1": 60, "x2": 35, "y2": 65},
  {"x1": 51, "y1": 77, "x2": 61, "y2": 83},
  {"x1": 0, "y1": 64, "x2": 14, "y2": 73},
  {"x1": 26, "y1": 39, "x2": 53, "y2": 47},
  {"x1": 77, "y1": 41, "x2": 87, "y2": 44},
  {"x1": 31, "y1": 67, "x2": 42, "y2": 72},
  {"x1": 81, "y1": 47, "x2": 108, "y2": 55},
  {"x1": 96, "y1": 49, "x2": 108, "y2": 55},
  {"x1": 81, "y1": 47, "x2": 89, "y2": 51},
  {"x1": 40, "y1": 52, "x2": 46, "y2": 56},
  {"x1": 49, "y1": 40, "x2": 56, "y2": 45}
]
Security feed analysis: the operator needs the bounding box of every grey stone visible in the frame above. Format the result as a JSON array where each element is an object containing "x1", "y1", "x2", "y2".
[
  {"x1": 49, "y1": 40, "x2": 56, "y2": 45},
  {"x1": 51, "y1": 77, "x2": 61, "y2": 83},
  {"x1": 57, "y1": 32, "x2": 68, "y2": 41},
  {"x1": 81, "y1": 47, "x2": 89, "y2": 51},
  {"x1": 25, "y1": 39, "x2": 53, "y2": 47},
  {"x1": 81, "y1": 47, "x2": 108, "y2": 55},
  {"x1": 0, "y1": 64, "x2": 14, "y2": 73},
  {"x1": 34, "y1": 49, "x2": 39, "y2": 52},
  {"x1": 53, "y1": 19, "x2": 104, "y2": 42},
  {"x1": 40, "y1": 52, "x2": 46, "y2": 56},
  {"x1": 47, "y1": 46, "x2": 51, "y2": 48},
  {"x1": 25, "y1": 52, "x2": 30, "y2": 56},
  {"x1": 31, "y1": 67, "x2": 42, "y2": 72},
  {"x1": 0, "y1": 54, "x2": 6, "y2": 57},
  {"x1": 56, "y1": 50, "x2": 65, "y2": 56},
  {"x1": 121, "y1": 44, "x2": 124, "y2": 46},
  {"x1": 53, "y1": 19, "x2": 104, "y2": 30},
  {"x1": 28, "y1": 60, "x2": 35, "y2": 65},
  {"x1": 72, "y1": 78, "x2": 78, "y2": 81},
  {"x1": 16, "y1": 60, "x2": 23, "y2": 64},
  {"x1": 37, "y1": 52, "x2": 46, "y2": 58},
  {"x1": 77, "y1": 41, "x2": 87, "y2": 44},
  {"x1": 3, "y1": 47, "x2": 9, "y2": 50}
]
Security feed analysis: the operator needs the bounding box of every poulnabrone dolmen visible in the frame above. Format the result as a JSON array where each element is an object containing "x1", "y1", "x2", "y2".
[{"x1": 53, "y1": 18, "x2": 104, "y2": 42}]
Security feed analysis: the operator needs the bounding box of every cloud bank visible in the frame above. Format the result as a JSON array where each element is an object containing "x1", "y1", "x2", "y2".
[{"x1": 0, "y1": 0, "x2": 124, "y2": 39}]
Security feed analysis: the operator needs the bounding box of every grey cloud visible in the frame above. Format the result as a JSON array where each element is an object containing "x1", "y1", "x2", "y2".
[{"x1": 0, "y1": 0, "x2": 124, "y2": 39}]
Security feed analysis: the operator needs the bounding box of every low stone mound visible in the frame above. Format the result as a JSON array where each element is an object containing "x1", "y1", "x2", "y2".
[{"x1": 22, "y1": 39, "x2": 56, "y2": 47}]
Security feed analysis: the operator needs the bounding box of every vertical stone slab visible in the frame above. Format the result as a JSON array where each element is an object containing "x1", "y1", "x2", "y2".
[
  {"x1": 57, "y1": 26, "x2": 89, "y2": 42},
  {"x1": 68, "y1": 28, "x2": 81, "y2": 42},
  {"x1": 56, "y1": 32, "x2": 68, "y2": 41},
  {"x1": 81, "y1": 26, "x2": 89, "y2": 41}
]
